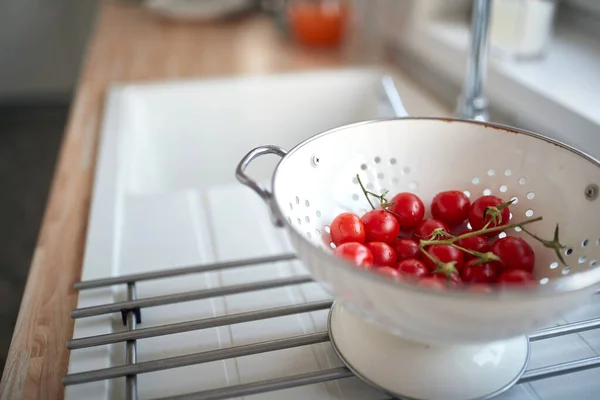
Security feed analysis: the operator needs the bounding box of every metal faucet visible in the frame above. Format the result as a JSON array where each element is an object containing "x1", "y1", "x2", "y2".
[{"x1": 456, "y1": 0, "x2": 492, "y2": 121}]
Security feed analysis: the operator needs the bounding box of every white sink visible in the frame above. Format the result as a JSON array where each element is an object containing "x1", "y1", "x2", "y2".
[
  {"x1": 117, "y1": 68, "x2": 443, "y2": 194},
  {"x1": 66, "y1": 68, "x2": 453, "y2": 400}
]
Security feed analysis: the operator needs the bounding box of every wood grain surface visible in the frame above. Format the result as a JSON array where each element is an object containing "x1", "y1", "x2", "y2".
[{"x1": 0, "y1": 1, "x2": 378, "y2": 398}]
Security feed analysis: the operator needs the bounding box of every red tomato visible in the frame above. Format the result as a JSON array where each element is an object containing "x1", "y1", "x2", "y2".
[
  {"x1": 468, "y1": 195, "x2": 511, "y2": 235},
  {"x1": 397, "y1": 258, "x2": 428, "y2": 279},
  {"x1": 365, "y1": 242, "x2": 397, "y2": 267},
  {"x1": 417, "y1": 277, "x2": 446, "y2": 290},
  {"x1": 375, "y1": 266, "x2": 402, "y2": 280},
  {"x1": 413, "y1": 218, "x2": 451, "y2": 241},
  {"x1": 497, "y1": 269, "x2": 536, "y2": 286},
  {"x1": 330, "y1": 212, "x2": 365, "y2": 245},
  {"x1": 387, "y1": 192, "x2": 425, "y2": 230},
  {"x1": 491, "y1": 236, "x2": 535, "y2": 273},
  {"x1": 456, "y1": 234, "x2": 490, "y2": 261},
  {"x1": 334, "y1": 242, "x2": 373, "y2": 268},
  {"x1": 392, "y1": 238, "x2": 420, "y2": 261},
  {"x1": 361, "y1": 210, "x2": 400, "y2": 244},
  {"x1": 422, "y1": 244, "x2": 464, "y2": 272},
  {"x1": 431, "y1": 190, "x2": 471, "y2": 228},
  {"x1": 460, "y1": 259, "x2": 499, "y2": 284},
  {"x1": 432, "y1": 272, "x2": 462, "y2": 287}
]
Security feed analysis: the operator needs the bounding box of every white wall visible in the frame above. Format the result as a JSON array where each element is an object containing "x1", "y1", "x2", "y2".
[{"x1": 0, "y1": 0, "x2": 98, "y2": 102}]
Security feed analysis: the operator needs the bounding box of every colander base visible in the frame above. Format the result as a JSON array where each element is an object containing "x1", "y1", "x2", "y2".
[{"x1": 328, "y1": 302, "x2": 530, "y2": 400}]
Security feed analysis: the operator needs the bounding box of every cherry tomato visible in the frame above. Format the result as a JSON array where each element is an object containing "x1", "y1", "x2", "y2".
[
  {"x1": 334, "y1": 242, "x2": 373, "y2": 268},
  {"x1": 456, "y1": 234, "x2": 490, "y2": 261},
  {"x1": 365, "y1": 242, "x2": 397, "y2": 267},
  {"x1": 392, "y1": 238, "x2": 420, "y2": 261},
  {"x1": 417, "y1": 277, "x2": 446, "y2": 290},
  {"x1": 431, "y1": 190, "x2": 471, "y2": 228},
  {"x1": 497, "y1": 269, "x2": 536, "y2": 286},
  {"x1": 468, "y1": 195, "x2": 511, "y2": 235},
  {"x1": 422, "y1": 244, "x2": 464, "y2": 272},
  {"x1": 491, "y1": 236, "x2": 535, "y2": 273},
  {"x1": 361, "y1": 210, "x2": 400, "y2": 244},
  {"x1": 460, "y1": 259, "x2": 499, "y2": 284},
  {"x1": 413, "y1": 218, "x2": 451, "y2": 241},
  {"x1": 375, "y1": 266, "x2": 402, "y2": 280},
  {"x1": 432, "y1": 272, "x2": 462, "y2": 287},
  {"x1": 397, "y1": 258, "x2": 429, "y2": 279},
  {"x1": 330, "y1": 212, "x2": 365, "y2": 245},
  {"x1": 387, "y1": 192, "x2": 425, "y2": 230}
]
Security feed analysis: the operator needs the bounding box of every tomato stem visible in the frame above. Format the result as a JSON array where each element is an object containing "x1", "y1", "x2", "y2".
[
  {"x1": 356, "y1": 174, "x2": 376, "y2": 210},
  {"x1": 355, "y1": 174, "x2": 402, "y2": 218},
  {"x1": 482, "y1": 220, "x2": 492, "y2": 230},
  {"x1": 419, "y1": 247, "x2": 446, "y2": 269},
  {"x1": 422, "y1": 227, "x2": 450, "y2": 241},
  {"x1": 420, "y1": 216, "x2": 543, "y2": 248},
  {"x1": 432, "y1": 262, "x2": 458, "y2": 280},
  {"x1": 483, "y1": 199, "x2": 514, "y2": 226},
  {"x1": 521, "y1": 223, "x2": 569, "y2": 267},
  {"x1": 497, "y1": 199, "x2": 515, "y2": 211},
  {"x1": 450, "y1": 244, "x2": 482, "y2": 259},
  {"x1": 419, "y1": 247, "x2": 459, "y2": 281},
  {"x1": 458, "y1": 216, "x2": 542, "y2": 239},
  {"x1": 449, "y1": 243, "x2": 478, "y2": 256},
  {"x1": 450, "y1": 243, "x2": 501, "y2": 263}
]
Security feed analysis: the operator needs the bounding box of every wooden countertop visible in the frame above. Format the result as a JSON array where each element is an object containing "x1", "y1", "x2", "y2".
[{"x1": 0, "y1": 1, "x2": 380, "y2": 398}]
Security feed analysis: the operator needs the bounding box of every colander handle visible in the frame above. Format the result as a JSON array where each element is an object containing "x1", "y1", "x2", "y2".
[{"x1": 236, "y1": 145, "x2": 288, "y2": 227}]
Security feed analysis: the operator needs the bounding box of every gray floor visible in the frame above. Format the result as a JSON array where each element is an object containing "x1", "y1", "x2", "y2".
[{"x1": 0, "y1": 104, "x2": 67, "y2": 372}]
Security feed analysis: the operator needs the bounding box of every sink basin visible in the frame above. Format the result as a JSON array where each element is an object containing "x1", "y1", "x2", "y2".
[{"x1": 117, "y1": 68, "x2": 421, "y2": 194}]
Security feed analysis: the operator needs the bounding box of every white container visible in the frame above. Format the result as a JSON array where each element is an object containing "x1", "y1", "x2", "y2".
[{"x1": 490, "y1": 0, "x2": 557, "y2": 59}]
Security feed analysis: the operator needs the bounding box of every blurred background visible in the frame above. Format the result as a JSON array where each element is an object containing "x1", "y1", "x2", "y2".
[{"x1": 0, "y1": 0, "x2": 599, "y2": 373}]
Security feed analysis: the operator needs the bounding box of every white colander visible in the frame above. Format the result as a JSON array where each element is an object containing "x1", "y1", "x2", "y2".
[{"x1": 236, "y1": 117, "x2": 600, "y2": 346}]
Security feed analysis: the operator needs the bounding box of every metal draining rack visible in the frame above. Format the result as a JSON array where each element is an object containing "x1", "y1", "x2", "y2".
[{"x1": 64, "y1": 254, "x2": 600, "y2": 400}]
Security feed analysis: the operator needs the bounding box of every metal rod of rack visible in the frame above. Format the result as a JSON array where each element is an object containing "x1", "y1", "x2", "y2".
[
  {"x1": 125, "y1": 283, "x2": 138, "y2": 400},
  {"x1": 71, "y1": 275, "x2": 313, "y2": 319},
  {"x1": 74, "y1": 254, "x2": 297, "y2": 290},
  {"x1": 150, "y1": 367, "x2": 356, "y2": 400},
  {"x1": 68, "y1": 300, "x2": 333, "y2": 350},
  {"x1": 528, "y1": 317, "x2": 600, "y2": 341},
  {"x1": 519, "y1": 355, "x2": 600, "y2": 383},
  {"x1": 65, "y1": 253, "x2": 600, "y2": 399},
  {"x1": 63, "y1": 332, "x2": 330, "y2": 386},
  {"x1": 65, "y1": 352, "x2": 600, "y2": 399},
  {"x1": 63, "y1": 312, "x2": 600, "y2": 389},
  {"x1": 145, "y1": 356, "x2": 600, "y2": 400}
]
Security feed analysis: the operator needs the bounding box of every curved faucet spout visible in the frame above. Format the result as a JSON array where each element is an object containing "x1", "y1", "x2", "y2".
[{"x1": 456, "y1": 0, "x2": 492, "y2": 122}]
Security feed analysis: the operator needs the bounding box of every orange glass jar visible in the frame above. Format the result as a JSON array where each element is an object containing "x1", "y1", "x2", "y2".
[{"x1": 287, "y1": 0, "x2": 350, "y2": 48}]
